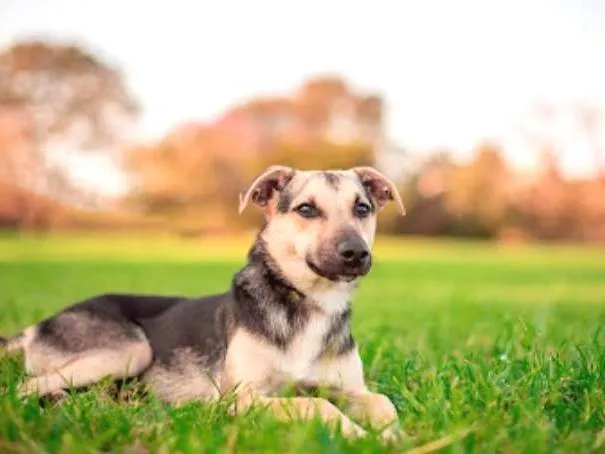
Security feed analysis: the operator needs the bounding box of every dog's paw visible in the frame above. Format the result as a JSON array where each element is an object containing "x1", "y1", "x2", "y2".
[
  {"x1": 45, "y1": 389, "x2": 69, "y2": 404},
  {"x1": 379, "y1": 423, "x2": 406, "y2": 445},
  {"x1": 17, "y1": 378, "x2": 66, "y2": 400},
  {"x1": 17, "y1": 379, "x2": 39, "y2": 398},
  {"x1": 341, "y1": 423, "x2": 368, "y2": 440}
]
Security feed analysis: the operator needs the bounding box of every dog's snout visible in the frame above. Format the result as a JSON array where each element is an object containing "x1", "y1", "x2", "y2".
[
  {"x1": 307, "y1": 234, "x2": 372, "y2": 282},
  {"x1": 337, "y1": 237, "x2": 369, "y2": 263}
]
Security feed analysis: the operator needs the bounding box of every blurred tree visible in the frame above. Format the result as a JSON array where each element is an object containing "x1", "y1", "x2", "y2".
[
  {"x1": 0, "y1": 40, "x2": 138, "y2": 150},
  {"x1": 0, "y1": 40, "x2": 138, "y2": 226},
  {"x1": 125, "y1": 124, "x2": 258, "y2": 233},
  {"x1": 446, "y1": 141, "x2": 510, "y2": 237},
  {"x1": 125, "y1": 75, "x2": 380, "y2": 234},
  {"x1": 265, "y1": 138, "x2": 373, "y2": 170},
  {"x1": 380, "y1": 151, "x2": 455, "y2": 235},
  {"x1": 125, "y1": 130, "x2": 374, "y2": 233},
  {"x1": 296, "y1": 76, "x2": 349, "y2": 129},
  {"x1": 513, "y1": 149, "x2": 579, "y2": 240},
  {"x1": 574, "y1": 178, "x2": 605, "y2": 241},
  {"x1": 0, "y1": 105, "x2": 34, "y2": 186},
  {"x1": 575, "y1": 104, "x2": 605, "y2": 180}
]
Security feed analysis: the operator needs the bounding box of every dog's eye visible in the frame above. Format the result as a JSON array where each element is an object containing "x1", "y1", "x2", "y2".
[
  {"x1": 353, "y1": 202, "x2": 372, "y2": 218},
  {"x1": 295, "y1": 203, "x2": 319, "y2": 219}
]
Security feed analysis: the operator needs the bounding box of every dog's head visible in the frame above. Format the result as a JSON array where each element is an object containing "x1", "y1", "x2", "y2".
[{"x1": 239, "y1": 166, "x2": 405, "y2": 292}]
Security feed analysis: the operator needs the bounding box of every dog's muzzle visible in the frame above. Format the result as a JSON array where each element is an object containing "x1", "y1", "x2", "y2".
[
  {"x1": 307, "y1": 235, "x2": 372, "y2": 282},
  {"x1": 336, "y1": 236, "x2": 371, "y2": 278},
  {"x1": 337, "y1": 237, "x2": 369, "y2": 266}
]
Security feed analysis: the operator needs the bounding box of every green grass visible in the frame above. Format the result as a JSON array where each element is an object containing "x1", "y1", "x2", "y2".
[{"x1": 1, "y1": 233, "x2": 604, "y2": 453}]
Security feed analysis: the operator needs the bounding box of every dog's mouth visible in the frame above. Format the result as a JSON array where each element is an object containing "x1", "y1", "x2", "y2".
[{"x1": 305, "y1": 257, "x2": 371, "y2": 282}]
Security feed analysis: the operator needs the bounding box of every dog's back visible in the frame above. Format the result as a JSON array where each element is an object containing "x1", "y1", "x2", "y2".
[
  {"x1": 1, "y1": 293, "x2": 181, "y2": 355},
  {"x1": 1, "y1": 292, "x2": 229, "y2": 398}
]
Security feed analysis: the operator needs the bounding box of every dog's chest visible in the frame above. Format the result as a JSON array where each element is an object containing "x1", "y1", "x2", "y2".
[
  {"x1": 269, "y1": 287, "x2": 351, "y2": 382},
  {"x1": 274, "y1": 312, "x2": 333, "y2": 379},
  {"x1": 224, "y1": 286, "x2": 351, "y2": 391}
]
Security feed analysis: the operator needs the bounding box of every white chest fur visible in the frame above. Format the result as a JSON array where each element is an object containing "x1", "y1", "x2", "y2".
[
  {"x1": 223, "y1": 283, "x2": 354, "y2": 393},
  {"x1": 274, "y1": 310, "x2": 333, "y2": 381},
  {"x1": 280, "y1": 284, "x2": 352, "y2": 376}
]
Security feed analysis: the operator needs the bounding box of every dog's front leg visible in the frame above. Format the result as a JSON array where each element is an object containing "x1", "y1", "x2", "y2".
[
  {"x1": 233, "y1": 389, "x2": 368, "y2": 439},
  {"x1": 341, "y1": 391, "x2": 401, "y2": 441},
  {"x1": 310, "y1": 348, "x2": 403, "y2": 443}
]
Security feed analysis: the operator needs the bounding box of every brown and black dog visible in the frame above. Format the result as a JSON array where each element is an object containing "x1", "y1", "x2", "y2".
[{"x1": 1, "y1": 165, "x2": 405, "y2": 441}]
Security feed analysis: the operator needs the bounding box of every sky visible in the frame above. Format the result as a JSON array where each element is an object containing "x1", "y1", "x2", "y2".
[{"x1": 2, "y1": 0, "x2": 605, "y2": 194}]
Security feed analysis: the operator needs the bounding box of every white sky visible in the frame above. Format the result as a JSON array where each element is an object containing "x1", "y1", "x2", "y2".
[{"x1": 2, "y1": 0, "x2": 605, "y2": 194}]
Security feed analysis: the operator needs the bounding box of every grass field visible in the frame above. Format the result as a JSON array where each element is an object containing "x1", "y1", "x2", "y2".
[{"x1": 0, "y1": 233, "x2": 604, "y2": 453}]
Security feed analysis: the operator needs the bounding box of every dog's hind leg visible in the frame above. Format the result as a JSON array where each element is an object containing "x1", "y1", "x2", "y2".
[
  {"x1": 17, "y1": 340, "x2": 153, "y2": 398},
  {"x1": 0, "y1": 329, "x2": 30, "y2": 356}
]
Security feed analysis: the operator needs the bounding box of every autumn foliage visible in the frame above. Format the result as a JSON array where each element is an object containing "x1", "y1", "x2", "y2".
[
  {"x1": 388, "y1": 144, "x2": 605, "y2": 241},
  {"x1": 1, "y1": 39, "x2": 604, "y2": 242},
  {"x1": 124, "y1": 78, "x2": 377, "y2": 231}
]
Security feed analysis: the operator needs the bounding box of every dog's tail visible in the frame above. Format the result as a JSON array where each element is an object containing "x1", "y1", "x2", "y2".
[{"x1": 0, "y1": 333, "x2": 25, "y2": 355}]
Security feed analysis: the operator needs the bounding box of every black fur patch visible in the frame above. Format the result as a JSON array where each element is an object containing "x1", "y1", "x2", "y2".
[
  {"x1": 276, "y1": 175, "x2": 297, "y2": 213},
  {"x1": 359, "y1": 183, "x2": 377, "y2": 212},
  {"x1": 355, "y1": 193, "x2": 376, "y2": 214},
  {"x1": 277, "y1": 188, "x2": 292, "y2": 213},
  {"x1": 323, "y1": 171, "x2": 341, "y2": 189},
  {"x1": 141, "y1": 293, "x2": 231, "y2": 368},
  {"x1": 232, "y1": 237, "x2": 309, "y2": 349},
  {"x1": 318, "y1": 306, "x2": 355, "y2": 358},
  {"x1": 36, "y1": 294, "x2": 179, "y2": 353}
]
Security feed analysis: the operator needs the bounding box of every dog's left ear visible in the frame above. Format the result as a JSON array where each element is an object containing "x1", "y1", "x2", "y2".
[
  {"x1": 239, "y1": 165, "x2": 295, "y2": 214},
  {"x1": 352, "y1": 166, "x2": 406, "y2": 215}
]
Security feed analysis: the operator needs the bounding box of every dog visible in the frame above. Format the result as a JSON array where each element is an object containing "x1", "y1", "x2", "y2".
[{"x1": 0, "y1": 165, "x2": 405, "y2": 442}]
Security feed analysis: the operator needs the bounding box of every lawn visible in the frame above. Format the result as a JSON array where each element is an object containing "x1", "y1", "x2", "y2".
[{"x1": 0, "y1": 233, "x2": 604, "y2": 453}]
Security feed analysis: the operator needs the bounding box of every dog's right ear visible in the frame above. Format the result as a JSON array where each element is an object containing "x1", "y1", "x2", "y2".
[{"x1": 238, "y1": 165, "x2": 295, "y2": 214}]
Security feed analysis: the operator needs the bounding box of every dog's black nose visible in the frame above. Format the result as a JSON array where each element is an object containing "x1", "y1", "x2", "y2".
[{"x1": 337, "y1": 237, "x2": 369, "y2": 263}]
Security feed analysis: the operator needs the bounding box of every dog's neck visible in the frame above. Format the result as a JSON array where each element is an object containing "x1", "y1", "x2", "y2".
[
  {"x1": 231, "y1": 238, "x2": 354, "y2": 349},
  {"x1": 245, "y1": 238, "x2": 306, "y2": 300}
]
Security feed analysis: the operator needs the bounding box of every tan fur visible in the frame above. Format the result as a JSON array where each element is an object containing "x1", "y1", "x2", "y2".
[
  {"x1": 142, "y1": 347, "x2": 221, "y2": 405},
  {"x1": 0, "y1": 327, "x2": 32, "y2": 355},
  {"x1": 24, "y1": 335, "x2": 72, "y2": 377},
  {"x1": 308, "y1": 347, "x2": 366, "y2": 391},
  {"x1": 310, "y1": 348, "x2": 401, "y2": 440},
  {"x1": 222, "y1": 308, "x2": 346, "y2": 394},
  {"x1": 235, "y1": 393, "x2": 368, "y2": 439},
  {"x1": 261, "y1": 171, "x2": 376, "y2": 296},
  {"x1": 344, "y1": 392, "x2": 400, "y2": 436},
  {"x1": 18, "y1": 339, "x2": 152, "y2": 397},
  {"x1": 222, "y1": 323, "x2": 400, "y2": 441}
]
